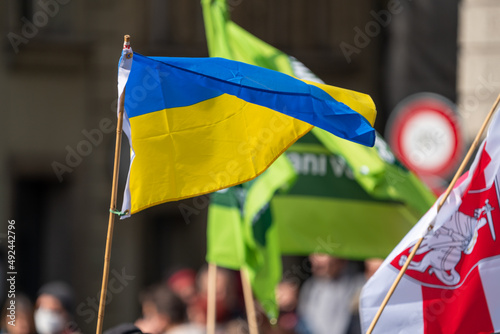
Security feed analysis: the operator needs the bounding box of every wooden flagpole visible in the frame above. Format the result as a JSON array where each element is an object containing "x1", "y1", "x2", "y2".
[
  {"x1": 366, "y1": 93, "x2": 500, "y2": 334},
  {"x1": 95, "y1": 35, "x2": 129, "y2": 334},
  {"x1": 207, "y1": 263, "x2": 217, "y2": 334},
  {"x1": 240, "y1": 268, "x2": 259, "y2": 334}
]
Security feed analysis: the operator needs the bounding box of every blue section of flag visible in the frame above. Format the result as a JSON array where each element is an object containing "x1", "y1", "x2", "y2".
[{"x1": 125, "y1": 52, "x2": 375, "y2": 146}]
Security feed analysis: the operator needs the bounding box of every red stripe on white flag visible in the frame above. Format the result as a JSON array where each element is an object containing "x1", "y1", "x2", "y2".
[{"x1": 422, "y1": 267, "x2": 492, "y2": 334}]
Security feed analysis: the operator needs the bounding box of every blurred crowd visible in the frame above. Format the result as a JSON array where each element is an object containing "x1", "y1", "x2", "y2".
[{"x1": 0, "y1": 255, "x2": 383, "y2": 334}]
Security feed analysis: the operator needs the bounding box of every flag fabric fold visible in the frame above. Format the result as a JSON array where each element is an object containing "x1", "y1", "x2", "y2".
[
  {"x1": 117, "y1": 46, "x2": 376, "y2": 216},
  {"x1": 360, "y1": 109, "x2": 500, "y2": 334}
]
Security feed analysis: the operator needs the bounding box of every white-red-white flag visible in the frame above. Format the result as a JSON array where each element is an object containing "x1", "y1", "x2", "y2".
[{"x1": 360, "y1": 110, "x2": 500, "y2": 334}]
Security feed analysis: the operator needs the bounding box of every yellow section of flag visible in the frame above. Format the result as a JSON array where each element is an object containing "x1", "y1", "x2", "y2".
[{"x1": 127, "y1": 94, "x2": 311, "y2": 214}]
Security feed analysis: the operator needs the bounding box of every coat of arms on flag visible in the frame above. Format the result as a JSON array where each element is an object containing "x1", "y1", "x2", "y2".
[{"x1": 393, "y1": 170, "x2": 499, "y2": 288}]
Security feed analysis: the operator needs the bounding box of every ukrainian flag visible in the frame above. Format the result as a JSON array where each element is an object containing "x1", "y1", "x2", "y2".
[{"x1": 118, "y1": 47, "x2": 376, "y2": 216}]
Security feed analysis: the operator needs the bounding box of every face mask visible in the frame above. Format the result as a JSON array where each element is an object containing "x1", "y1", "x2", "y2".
[{"x1": 34, "y1": 308, "x2": 66, "y2": 334}]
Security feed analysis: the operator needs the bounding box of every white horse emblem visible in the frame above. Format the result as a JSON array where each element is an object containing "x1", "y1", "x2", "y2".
[{"x1": 399, "y1": 200, "x2": 495, "y2": 285}]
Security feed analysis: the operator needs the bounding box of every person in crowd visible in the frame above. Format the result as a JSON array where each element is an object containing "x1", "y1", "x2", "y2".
[
  {"x1": 275, "y1": 279, "x2": 299, "y2": 333},
  {"x1": 134, "y1": 284, "x2": 204, "y2": 334},
  {"x1": 34, "y1": 281, "x2": 80, "y2": 334},
  {"x1": 296, "y1": 254, "x2": 365, "y2": 334},
  {"x1": 166, "y1": 268, "x2": 197, "y2": 307},
  {"x1": 1, "y1": 293, "x2": 36, "y2": 334},
  {"x1": 345, "y1": 258, "x2": 385, "y2": 334},
  {"x1": 188, "y1": 266, "x2": 243, "y2": 327},
  {"x1": 363, "y1": 258, "x2": 384, "y2": 280}
]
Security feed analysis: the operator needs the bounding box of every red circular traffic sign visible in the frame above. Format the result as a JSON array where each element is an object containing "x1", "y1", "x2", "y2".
[{"x1": 386, "y1": 93, "x2": 464, "y2": 179}]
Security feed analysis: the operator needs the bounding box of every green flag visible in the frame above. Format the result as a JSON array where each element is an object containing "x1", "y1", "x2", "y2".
[{"x1": 202, "y1": 0, "x2": 436, "y2": 320}]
